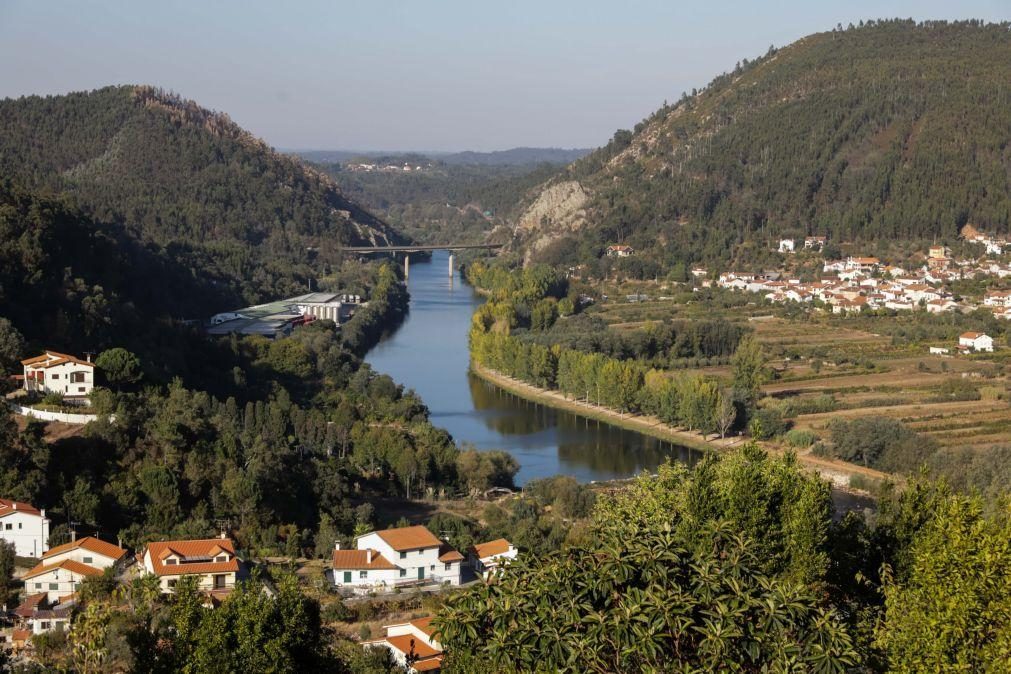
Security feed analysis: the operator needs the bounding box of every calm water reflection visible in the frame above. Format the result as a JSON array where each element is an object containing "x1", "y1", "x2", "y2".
[{"x1": 365, "y1": 251, "x2": 695, "y2": 485}]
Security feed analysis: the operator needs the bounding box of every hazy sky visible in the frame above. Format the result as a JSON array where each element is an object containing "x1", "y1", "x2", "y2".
[{"x1": 1, "y1": 1, "x2": 1007, "y2": 151}]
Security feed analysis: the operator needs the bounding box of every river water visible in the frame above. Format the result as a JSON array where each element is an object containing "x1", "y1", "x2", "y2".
[{"x1": 365, "y1": 251, "x2": 697, "y2": 485}]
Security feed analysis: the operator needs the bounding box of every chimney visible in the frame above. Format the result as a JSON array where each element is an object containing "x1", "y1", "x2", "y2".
[
  {"x1": 118, "y1": 537, "x2": 123, "y2": 549},
  {"x1": 334, "y1": 541, "x2": 341, "y2": 551},
  {"x1": 220, "y1": 530, "x2": 227, "y2": 540},
  {"x1": 11, "y1": 503, "x2": 15, "y2": 511},
  {"x1": 367, "y1": 549, "x2": 373, "y2": 564},
  {"x1": 70, "y1": 529, "x2": 76, "y2": 542}
]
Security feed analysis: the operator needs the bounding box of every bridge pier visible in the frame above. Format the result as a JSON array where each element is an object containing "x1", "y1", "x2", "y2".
[
  {"x1": 448, "y1": 254, "x2": 454, "y2": 278},
  {"x1": 404, "y1": 254, "x2": 409, "y2": 280}
]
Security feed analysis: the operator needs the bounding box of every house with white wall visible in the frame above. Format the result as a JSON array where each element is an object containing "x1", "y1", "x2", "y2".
[
  {"x1": 20, "y1": 351, "x2": 95, "y2": 400},
  {"x1": 958, "y1": 332, "x2": 994, "y2": 353},
  {"x1": 364, "y1": 616, "x2": 444, "y2": 673},
  {"x1": 142, "y1": 537, "x2": 241, "y2": 593},
  {"x1": 22, "y1": 537, "x2": 127, "y2": 602},
  {"x1": 333, "y1": 525, "x2": 463, "y2": 590},
  {"x1": 468, "y1": 538, "x2": 518, "y2": 579},
  {"x1": 0, "y1": 498, "x2": 50, "y2": 558},
  {"x1": 778, "y1": 239, "x2": 795, "y2": 253}
]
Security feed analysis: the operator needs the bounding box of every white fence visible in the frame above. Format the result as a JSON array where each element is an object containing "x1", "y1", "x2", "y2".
[{"x1": 9, "y1": 404, "x2": 109, "y2": 425}]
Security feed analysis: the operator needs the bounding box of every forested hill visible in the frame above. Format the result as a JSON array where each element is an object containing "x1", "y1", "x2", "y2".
[
  {"x1": 517, "y1": 20, "x2": 1011, "y2": 268},
  {"x1": 0, "y1": 85, "x2": 406, "y2": 305}
]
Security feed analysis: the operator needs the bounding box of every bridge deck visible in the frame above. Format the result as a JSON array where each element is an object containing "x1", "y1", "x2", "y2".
[{"x1": 340, "y1": 244, "x2": 503, "y2": 253}]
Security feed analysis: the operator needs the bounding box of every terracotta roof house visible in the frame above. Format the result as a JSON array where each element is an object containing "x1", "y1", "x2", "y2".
[
  {"x1": 142, "y1": 536, "x2": 242, "y2": 594},
  {"x1": 469, "y1": 538, "x2": 518, "y2": 578},
  {"x1": 0, "y1": 498, "x2": 50, "y2": 558},
  {"x1": 365, "y1": 616, "x2": 444, "y2": 673},
  {"x1": 21, "y1": 536, "x2": 126, "y2": 602},
  {"x1": 334, "y1": 525, "x2": 463, "y2": 591},
  {"x1": 20, "y1": 350, "x2": 95, "y2": 400}
]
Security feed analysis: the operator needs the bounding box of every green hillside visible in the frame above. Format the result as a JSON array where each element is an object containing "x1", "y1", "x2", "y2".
[
  {"x1": 517, "y1": 20, "x2": 1011, "y2": 269},
  {"x1": 0, "y1": 85, "x2": 405, "y2": 306}
]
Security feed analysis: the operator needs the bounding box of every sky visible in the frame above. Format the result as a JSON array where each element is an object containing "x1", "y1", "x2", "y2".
[{"x1": 1, "y1": 1, "x2": 1007, "y2": 152}]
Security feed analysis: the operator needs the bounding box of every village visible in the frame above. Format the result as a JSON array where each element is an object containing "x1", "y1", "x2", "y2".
[
  {"x1": 702, "y1": 229, "x2": 1011, "y2": 354},
  {"x1": 0, "y1": 492, "x2": 517, "y2": 671}
]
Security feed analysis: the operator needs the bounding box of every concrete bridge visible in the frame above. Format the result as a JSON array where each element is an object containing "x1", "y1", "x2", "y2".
[{"x1": 341, "y1": 243, "x2": 503, "y2": 278}]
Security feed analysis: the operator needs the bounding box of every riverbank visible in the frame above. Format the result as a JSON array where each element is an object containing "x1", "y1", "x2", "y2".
[{"x1": 470, "y1": 362, "x2": 891, "y2": 493}]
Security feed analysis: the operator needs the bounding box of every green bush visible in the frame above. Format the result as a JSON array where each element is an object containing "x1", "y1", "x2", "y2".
[{"x1": 785, "y1": 429, "x2": 818, "y2": 448}]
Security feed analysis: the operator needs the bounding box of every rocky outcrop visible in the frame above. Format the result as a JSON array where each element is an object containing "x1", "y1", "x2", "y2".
[{"x1": 516, "y1": 180, "x2": 588, "y2": 235}]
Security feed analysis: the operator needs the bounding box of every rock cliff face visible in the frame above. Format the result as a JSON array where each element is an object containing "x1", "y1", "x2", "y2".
[{"x1": 514, "y1": 180, "x2": 589, "y2": 262}]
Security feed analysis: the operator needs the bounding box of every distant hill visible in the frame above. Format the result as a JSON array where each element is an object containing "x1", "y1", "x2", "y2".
[
  {"x1": 292, "y1": 147, "x2": 592, "y2": 167},
  {"x1": 439, "y1": 147, "x2": 592, "y2": 166},
  {"x1": 0, "y1": 85, "x2": 405, "y2": 306},
  {"x1": 514, "y1": 20, "x2": 1011, "y2": 269}
]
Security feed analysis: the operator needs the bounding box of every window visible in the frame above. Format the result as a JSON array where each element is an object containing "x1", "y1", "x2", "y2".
[
  {"x1": 343, "y1": 571, "x2": 352, "y2": 583},
  {"x1": 49, "y1": 583, "x2": 58, "y2": 590},
  {"x1": 4, "y1": 523, "x2": 10, "y2": 530},
  {"x1": 71, "y1": 372, "x2": 85, "y2": 383},
  {"x1": 213, "y1": 575, "x2": 226, "y2": 589},
  {"x1": 399, "y1": 569, "x2": 406, "y2": 578},
  {"x1": 430, "y1": 565, "x2": 435, "y2": 571},
  {"x1": 51, "y1": 373, "x2": 59, "y2": 380},
  {"x1": 79, "y1": 387, "x2": 86, "y2": 393},
  {"x1": 82, "y1": 556, "x2": 93, "y2": 564},
  {"x1": 215, "y1": 555, "x2": 227, "y2": 563},
  {"x1": 399, "y1": 551, "x2": 406, "y2": 559},
  {"x1": 359, "y1": 571, "x2": 367, "y2": 579},
  {"x1": 17, "y1": 523, "x2": 22, "y2": 529},
  {"x1": 40, "y1": 622, "x2": 50, "y2": 630},
  {"x1": 168, "y1": 579, "x2": 177, "y2": 588},
  {"x1": 166, "y1": 558, "x2": 177, "y2": 565},
  {"x1": 34, "y1": 583, "x2": 41, "y2": 590},
  {"x1": 445, "y1": 563, "x2": 452, "y2": 571}
]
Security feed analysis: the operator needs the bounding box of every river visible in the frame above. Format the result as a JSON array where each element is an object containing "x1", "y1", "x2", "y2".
[{"x1": 365, "y1": 251, "x2": 698, "y2": 485}]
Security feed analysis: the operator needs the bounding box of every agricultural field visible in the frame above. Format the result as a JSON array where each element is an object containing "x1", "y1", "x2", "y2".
[{"x1": 584, "y1": 293, "x2": 1011, "y2": 454}]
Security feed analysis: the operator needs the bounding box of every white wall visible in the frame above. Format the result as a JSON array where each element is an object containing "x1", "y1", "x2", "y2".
[
  {"x1": 10, "y1": 404, "x2": 101, "y2": 425},
  {"x1": 25, "y1": 568, "x2": 90, "y2": 602},
  {"x1": 0, "y1": 511, "x2": 49, "y2": 558}
]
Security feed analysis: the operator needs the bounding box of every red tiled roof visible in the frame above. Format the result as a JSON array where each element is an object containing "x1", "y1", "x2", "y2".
[
  {"x1": 145, "y1": 538, "x2": 239, "y2": 577},
  {"x1": 471, "y1": 538, "x2": 513, "y2": 559},
  {"x1": 386, "y1": 634, "x2": 441, "y2": 659},
  {"x1": 23, "y1": 559, "x2": 103, "y2": 580},
  {"x1": 13, "y1": 592, "x2": 48, "y2": 618},
  {"x1": 371, "y1": 526, "x2": 442, "y2": 552},
  {"x1": 0, "y1": 498, "x2": 42, "y2": 517},
  {"x1": 12, "y1": 629, "x2": 31, "y2": 643},
  {"x1": 438, "y1": 544, "x2": 463, "y2": 563},
  {"x1": 410, "y1": 616, "x2": 436, "y2": 638},
  {"x1": 332, "y1": 549, "x2": 397, "y2": 570},
  {"x1": 960, "y1": 332, "x2": 985, "y2": 339},
  {"x1": 44, "y1": 536, "x2": 126, "y2": 562},
  {"x1": 413, "y1": 656, "x2": 443, "y2": 672}
]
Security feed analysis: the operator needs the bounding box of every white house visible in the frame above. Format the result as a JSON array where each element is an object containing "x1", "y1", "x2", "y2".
[
  {"x1": 984, "y1": 291, "x2": 1011, "y2": 308},
  {"x1": 364, "y1": 616, "x2": 444, "y2": 673},
  {"x1": 20, "y1": 351, "x2": 95, "y2": 400},
  {"x1": 468, "y1": 538, "x2": 518, "y2": 579},
  {"x1": 0, "y1": 498, "x2": 50, "y2": 558},
  {"x1": 804, "y1": 236, "x2": 827, "y2": 250},
  {"x1": 22, "y1": 537, "x2": 128, "y2": 602},
  {"x1": 142, "y1": 536, "x2": 241, "y2": 594},
  {"x1": 778, "y1": 239, "x2": 795, "y2": 253},
  {"x1": 605, "y1": 245, "x2": 634, "y2": 257},
  {"x1": 333, "y1": 525, "x2": 463, "y2": 590},
  {"x1": 13, "y1": 593, "x2": 75, "y2": 638},
  {"x1": 929, "y1": 347, "x2": 950, "y2": 355},
  {"x1": 958, "y1": 332, "x2": 994, "y2": 353}
]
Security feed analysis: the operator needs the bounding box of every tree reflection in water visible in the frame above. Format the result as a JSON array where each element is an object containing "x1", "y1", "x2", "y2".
[{"x1": 468, "y1": 373, "x2": 699, "y2": 481}]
